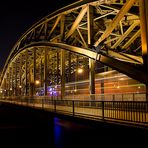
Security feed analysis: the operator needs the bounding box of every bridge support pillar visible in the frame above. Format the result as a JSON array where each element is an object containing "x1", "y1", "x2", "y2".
[
  {"x1": 89, "y1": 59, "x2": 95, "y2": 100},
  {"x1": 3, "y1": 78, "x2": 7, "y2": 96},
  {"x1": 11, "y1": 65, "x2": 14, "y2": 96},
  {"x1": 88, "y1": 5, "x2": 95, "y2": 100},
  {"x1": 44, "y1": 48, "x2": 48, "y2": 96},
  {"x1": 9, "y1": 67, "x2": 13, "y2": 96},
  {"x1": 25, "y1": 50, "x2": 28, "y2": 96},
  {"x1": 68, "y1": 52, "x2": 71, "y2": 82},
  {"x1": 8, "y1": 68, "x2": 11, "y2": 96},
  {"x1": 60, "y1": 49, "x2": 65, "y2": 100},
  {"x1": 31, "y1": 48, "x2": 36, "y2": 97},
  {"x1": 56, "y1": 52, "x2": 60, "y2": 85},
  {"x1": 19, "y1": 55, "x2": 22, "y2": 96},
  {"x1": 40, "y1": 58, "x2": 43, "y2": 88},
  {"x1": 60, "y1": 15, "x2": 65, "y2": 100},
  {"x1": 139, "y1": 0, "x2": 148, "y2": 101},
  {"x1": 14, "y1": 62, "x2": 17, "y2": 96}
]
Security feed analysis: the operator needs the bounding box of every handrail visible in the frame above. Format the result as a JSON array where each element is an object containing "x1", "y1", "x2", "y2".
[
  {"x1": 1, "y1": 97, "x2": 148, "y2": 127},
  {"x1": 1, "y1": 92, "x2": 146, "y2": 101}
]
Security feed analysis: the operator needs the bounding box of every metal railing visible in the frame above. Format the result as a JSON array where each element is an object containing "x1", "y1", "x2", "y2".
[
  {"x1": 1, "y1": 97, "x2": 148, "y2": 126},
  {"x1": 64, "y1": 92, "x2": 146, "y2": 101}
]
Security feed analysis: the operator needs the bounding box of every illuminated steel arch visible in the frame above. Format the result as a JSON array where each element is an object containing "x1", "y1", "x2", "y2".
[{"x1": 0, "y1": 0, "x2": 148, "y2": 98}]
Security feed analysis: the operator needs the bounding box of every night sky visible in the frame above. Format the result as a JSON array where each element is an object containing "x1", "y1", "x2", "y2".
[{"x1": 0, "y1": 0, "x2": 78, "y2": 71}]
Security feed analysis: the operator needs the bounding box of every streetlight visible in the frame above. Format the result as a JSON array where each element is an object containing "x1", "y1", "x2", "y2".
[
  {"x1": 35, "y1": 80, "x2": 40, "y2": 96},
  {"x1": 19, "y1": 85, "x2": 22, "y2": 96},
  {"x1": 73, "y1": 68, "x2": 84, "y2": 96},
  {"x1": 35, "y1": 80, "x2": 40, "y2": 85},
  {"x1": 77, "y1": 68, "x2": 83, "y2": 74},
  {"x1": 19, "y1": 85, "x2": 22, "y2": 88}
]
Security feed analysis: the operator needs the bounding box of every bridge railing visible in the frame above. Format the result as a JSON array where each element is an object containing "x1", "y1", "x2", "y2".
[
  {"x1": 64, "y1": 92, "x2": 146, "y2": 101},
  {"x1": 1, "y1": 96, "x2": 148, "y2": 127}
]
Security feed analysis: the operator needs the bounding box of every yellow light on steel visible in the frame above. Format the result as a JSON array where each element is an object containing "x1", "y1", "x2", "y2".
[
  {"x1": 77, "y1": 68, "x2": 83, "y2": 74},
  {"x1": 35, "y1": 80, "x2": 40, "y2": 85}
]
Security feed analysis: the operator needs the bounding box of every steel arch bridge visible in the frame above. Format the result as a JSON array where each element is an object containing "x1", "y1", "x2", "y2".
[{"x1": 0, "y1": 0, "x2": 148, "y2": 100}]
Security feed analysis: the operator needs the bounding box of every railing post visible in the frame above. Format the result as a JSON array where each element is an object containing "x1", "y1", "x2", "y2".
[
  {"x1": 102, "y1": 101, "x2": 104, "y2": 120},
  {"x1": 72, "y1": 100, "x2": 75, "y2": 116},
  {"x1": 42, "y1": 98, "x2": 44, "y2": 109},
  {"x1": 113, "y1": 94, "x2": 115, "y2": 107},
  {"x1": 54, "y1": 100, "x2": 56, "y2": 112},
  {"x1": 113, "y1": 94, "x2": 115, "y2": 101},
  {"x1": 133, "y1": 93, "x2": 135, "y2": 101},
  {"x1": 27, "y1": 98, "x2": 29, "y2": 106},
  {"x1": 33, "y1": 97, "x2": 34, "y2": 107}
]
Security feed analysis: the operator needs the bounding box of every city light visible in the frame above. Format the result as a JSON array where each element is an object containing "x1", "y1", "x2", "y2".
[
  {"x1": 35, "y1": 80, "x2": 40, "y2": 85},
  {"x1": 77, "y1": 68, "x2": 83, "y2": 74},
  {"x1": 19, "y1": 85, "x2": 22, "y2": 88}
]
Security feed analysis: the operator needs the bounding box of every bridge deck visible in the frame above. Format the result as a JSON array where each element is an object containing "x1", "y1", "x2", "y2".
[{"x1": 1, "y1": 98, "x2": 148, "y2": 128}]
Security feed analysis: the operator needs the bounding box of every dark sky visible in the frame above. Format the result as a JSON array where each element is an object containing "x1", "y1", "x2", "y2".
[{"x1": 0, "y1": 0, "x2": 78, "y2": 70}]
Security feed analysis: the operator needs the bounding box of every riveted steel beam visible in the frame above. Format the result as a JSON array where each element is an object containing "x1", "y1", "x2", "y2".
[
  {"x1": 139, "y1": 0, "x2": 148, "y2": 100},
  {"x1": 87, "y1": 4, "x2": 95, "y2": 96},
  {"x1": 47, "y1": 15, "x2": 62, "y2": 40},
  {"x1": 122, "y1": 29, "x2": 141, "y2": 49},
  {"x1": 94, "y1": 0, "x2": 136, "y2": 47},
  {"x1": 18, "y1": 42, "x2": 148, "y2": 84},
  {"x1": 65, "y1": 5, "x2": 88, "y2": 40},
  {"x1": 44, "y1": 48, "x2": 48, "y2": 96},
  {"x1": 111, "y1": 20, "x2": 140, "y2": 49},
  {"x1": 139, "y1": 0, "x2": 148, "y2": 71}
]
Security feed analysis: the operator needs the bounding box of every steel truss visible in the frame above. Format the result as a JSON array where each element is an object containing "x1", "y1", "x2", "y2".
[{"x1": 0, "y1": 0, "x2": 148, "y2": 98}]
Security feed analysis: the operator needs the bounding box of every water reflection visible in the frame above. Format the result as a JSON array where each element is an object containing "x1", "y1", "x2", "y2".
[
  {"x1": 54, "y1": 117, "x2": 62, "y2": 147},
  {"x1": 0, "y1": 103, "x2": 147, "y2": 148},
  {"x1": 53, "y1": 116, "x2": 148, "y2": 148},
  {"x1": 53, "y1": 117, "x2": 101, "y2": 148}
]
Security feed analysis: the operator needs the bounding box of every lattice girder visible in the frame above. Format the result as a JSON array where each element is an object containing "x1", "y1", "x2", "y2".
[{"x1": 1, "y1": 0, "x2": 148, "y2": 91}]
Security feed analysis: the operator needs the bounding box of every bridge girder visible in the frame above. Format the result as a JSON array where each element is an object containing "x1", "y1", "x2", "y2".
[
  {"x1": 12, "y1": 42, "x2": 148, "y2": 84},
  {"x1": 1, "y1": 0, "x2": 148, "y2": 95}
]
